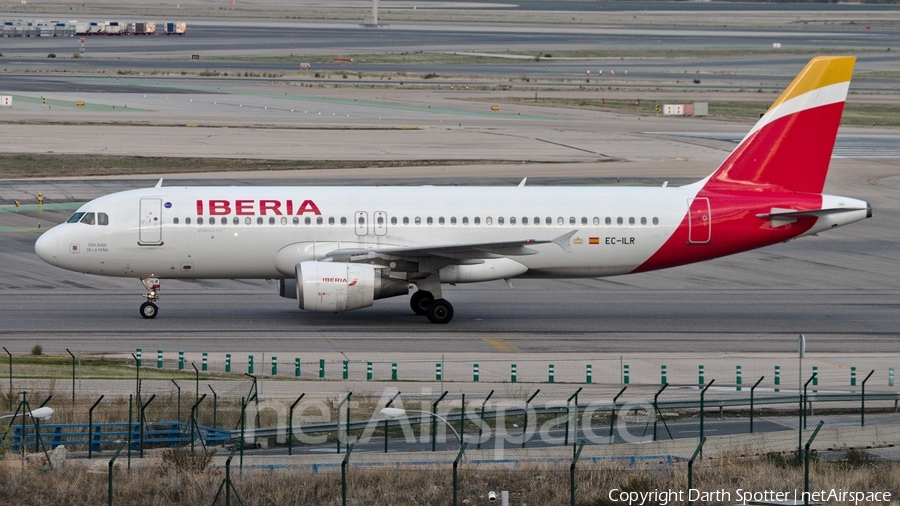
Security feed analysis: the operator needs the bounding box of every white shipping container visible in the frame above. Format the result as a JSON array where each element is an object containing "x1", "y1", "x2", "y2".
[
  {"x1": 1, "y1": 96, "x2": 12, "y2": 107},
  {"x1": 663, "y1": 104, "x2": 684, "y2": 116}
]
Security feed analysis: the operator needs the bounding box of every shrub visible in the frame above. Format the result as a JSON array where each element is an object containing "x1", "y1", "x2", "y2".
[
  {"x1": 47, "y1": 53, "x2": 56, "y2": 58},
  {"x1": 31, "y1": 344, "x2": 43, "y2": 356}
]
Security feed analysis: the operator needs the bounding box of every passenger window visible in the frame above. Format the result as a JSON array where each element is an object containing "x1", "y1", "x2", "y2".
[
  {"x1": 570, "y1": 217, "x2": 576, "y2": 225},
  {"x1": 281, "y1": 217, "x2": 287, "y2": 225},
  {"x1": 305, "y1": 217, "x2": 311, "y2": 225},
  {"x1": 558, "y1": 217, "x2": 564, "y2": 225},
  {"x1": 510, "y1": 217, "x2": 516, "y2": 225},
  {"x1": 245, "y1": 217, "x2": 251, "y2": 225},
  {"x1": 605, "y1": 217, "x2": 612, "y2": 225},
  {"x1": 486, "y1": 217, "x2": 493, "y2": 225},
  {"x1": 593, "y1": 217, "x2": 600, "y2": 225},
  {"x1": 98, "y1": 213, "x2": 109, "y2": 226},
  {"x1": 617, "y1": 217, "x2": 623, "y2": 225},
  {"x1": 581, "y1": 217, "x2": 588, "y2": 225},
  {"x1": 186, "y1": 217, "x2": 191, "y2": 225},
  {"x1": 269, "y1": 217, "x2": 276, "y2": 225},
  {"x1": 474, "y1": 217, "x2": 481, "y2": 225},
  {"x1": 629, "y1": 217, "x2": 635, "y2": 225},
  {"x1": 317, "y1": 217, "x2": 324, "y2": 225},
  {"x1": 462, "y1": 217, "x2": 469, "y2": 225},
  {"x1": 403, "y1": 217, "x2": 410, "y2": 225},
  {"x1": 80, "y1": 212, "x2": 96, "y2": 225},
  {"x1": 653, "y1": 217, "x2": 659, "y2": 225},
  {"x1": 67, "y1": 212, "x2": 85, "y2": 223},
  {"x1": 234, "y1": 217, "x2": 240, "y2": 225},
  {"x1": 641, "y1": 217, "x2": 647, "y2": 225},
  {"x1": 293, "y1": 217, "x2": 299, "y2": 225},
  {"x1": 222, "y1": 217, "x2": 228, "y2": 225},
  {"x1": 330, "y1": 217, "x2": 336, "y2": 225},
  {"x1": 450, "y1": 217, "x2": 457, "y2": 225},
  {"x1": 415, "y1": 217, "x2": 421, "y2": 225},
  {"x1": 427, "y1": 217, "x2": 433, "y2": 225},
  {"x1": 498, "y1": 217, "x2": 504, "y2": 225},
  {"x1": 546, "y1": 217, "x2": 552, "y2": 225},
  {"x1": 439, "y1": 217, "x2": 445, "y2": 225},
  {"x1": 197, "y1": 217, "x2": 204, "y2": 225},
  {"x1": 358, "y1": 216, "x2": 364, "y2": 225},
  {"x1": 257, "y1": 217, "x2": 264, "y2": 225},
  {"x1": 173, "y1": 217, "x2": 179, "y2": 225},
  {"x1": 391, "y1": 217, "x2": 397, "y2": 225},
  {"x1": 523, "y1": 217, "x2": 529, "y2": 225},
  {"x1": 341, "y1": 217, "x2": 347, "y2": 225}
]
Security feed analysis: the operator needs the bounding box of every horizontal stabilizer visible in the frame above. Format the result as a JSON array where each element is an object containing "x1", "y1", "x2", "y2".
[{"x1": 756, "y1": 207, "x2": 870, "y2": 219}]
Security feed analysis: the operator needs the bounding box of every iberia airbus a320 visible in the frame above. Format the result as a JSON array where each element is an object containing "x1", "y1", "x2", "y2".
[{"x1": 35, "y1": 57, "x2": 872, "y2": 323}]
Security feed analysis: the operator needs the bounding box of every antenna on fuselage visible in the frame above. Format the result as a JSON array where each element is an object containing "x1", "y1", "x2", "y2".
[
  {"x1": 518, "y1": 177, "x2": 527, "y2": 187},
  {"x1": 155, "y1": 178, "x2": 164, "y2": 188}
]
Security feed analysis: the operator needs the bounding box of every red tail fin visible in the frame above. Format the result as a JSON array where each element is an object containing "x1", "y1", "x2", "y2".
[{"x1": 704, "y1": 56, "x2": 855, "y2": 194}]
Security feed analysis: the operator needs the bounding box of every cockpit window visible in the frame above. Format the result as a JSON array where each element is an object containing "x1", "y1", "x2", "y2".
[
  {"x1": 98, "y1": 213, "x2": 109, "y2": 226},
  {"x1": 80, "y1": 212, "x2": 96, "y2": 225},
  {"x1": 66, "y1": 212, "x2": 85, "y2": 224}
]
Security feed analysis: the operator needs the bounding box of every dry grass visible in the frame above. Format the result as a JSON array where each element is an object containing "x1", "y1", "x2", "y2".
[{"x1": 0, "y1": 451, "x2": 897, "y2": 506}]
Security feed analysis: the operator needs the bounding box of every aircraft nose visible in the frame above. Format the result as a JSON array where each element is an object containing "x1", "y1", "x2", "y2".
[{"x1": 35, "y1": 228, "x2": 58, "y2": 266}]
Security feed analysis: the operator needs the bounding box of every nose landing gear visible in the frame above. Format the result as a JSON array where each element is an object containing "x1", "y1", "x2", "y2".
[{"x1": 140, "y1": 277, "x2": 160, "y2": 319}]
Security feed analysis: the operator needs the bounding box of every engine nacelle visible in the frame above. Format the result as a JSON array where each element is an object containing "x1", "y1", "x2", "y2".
[{"x1": 292, "y1": 261, "x2": 409, "y2": 312}]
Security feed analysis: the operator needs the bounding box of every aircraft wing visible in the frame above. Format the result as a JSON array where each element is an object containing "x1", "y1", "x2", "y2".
[{"x1": 323, "y1": 230, "x2": 578, "y2": 263}]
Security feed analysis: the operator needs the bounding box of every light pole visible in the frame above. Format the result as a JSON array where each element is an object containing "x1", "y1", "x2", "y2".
[{"x1": 380, "y1": 407, "x2": 462, "y2": 447}]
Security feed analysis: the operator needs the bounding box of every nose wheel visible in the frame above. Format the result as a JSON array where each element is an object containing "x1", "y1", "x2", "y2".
[
  {"x1": 140, "y1": 277, "x2": 160, "y2": 319},
  {"x1": 140, "y1": 301, "x2": 159, "y2": 319}
]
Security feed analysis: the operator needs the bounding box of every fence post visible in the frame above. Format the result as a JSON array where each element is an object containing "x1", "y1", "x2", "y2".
[
  {"x1": 336, "y1": 392, "x2": 352, "y2": 454},
  {"x1": 699, "y1": 380, "x2": 713, "y2": 457},
  {"x1": 511, "y1": 363, "x2": 517, "y2": 383},
  {"x1": 549, "y1": 363, "x2": 555, "y2": 383},
  {"x1": 202, "y1": 352, "x2": 208, "y2": 372},
  {"x1": 569, "y1": 440, "x2": 585, "y2": 506},
  {"x1": 522, "y1": 389, "x2": 540, "y2": 448},
  {"x1": 653, "y1": 383, "x2": 668, "y2": 442},
  {"x1": 320, "y1": 359, "x2": 325, "y2": 379},
  {"x1": 344, "y1": 360, "x2": 349, "y2": 380},
  {"x1": 800, "y1": 372, "x2": 816, "y2": 455},
  {"x1": 88, "y1": 395, "x2": 104, "y2": 459},
  {"x1": 107, "y1": 438, "x2": 128, "y2": 506},
  {"x1": 586, "y1": 364, "x2": 592, "y2": 384},
  {"x1": 477, "y1": 390, "x2": 494, "y2": 450},
  {"x1": 383, "y1": 391, "x2": 401, "y2": 453},
  {"x1": 432, "y1": 391, "x2": 448, "y2": 452},
  {"x1": 812, "y1": 366, "x2": 818, "y2": 390},
  {"x1": 391, "y1": 362, "x2": 397, "y2": 380},
  {"x1": 699, "y1": 364, "x2": 704, "y2": 385},
  {"x1": 623, "y1": 364, "x2": 629, "y2": 384},
  {"x1": 452, "y1": 443, "x2": 468, "y2": 506},
  {"x1": 139, "y1": 394, "x2": 156, "y2": 458},
  {"x1": 564, "y1": 387, "x2": 582, "y2": 446},
  {"x1": 804, "y1": 421, "x2": 825, "y2": 506},
  {"x1": 473, "y1": 363, "x2": 479, "y2": 382},
  {"x1": 272, "y1": 356, "x2": 278, "y2": 376},
  {"x1": 341, "y1": 443, "x2": 355, "y2": 506},
  {"x1": 851, "y1": 366, "x2": 857, "y2": 386},
  {"x1": 295, "y1": 358, "x2": 301, "y2": 377},
  {"x1": 157, "y1": 349, "x2": 163, "y2": 369},
  {"x1": 661, "y1": 364, "x2": 667, "y2": 385},
  {"x1": 750, "y1": 376, "x2": 764, "y2": 433},
  {"x1": 178, "y1": 351, "x2": 184, "y2": 370},
  {"x1": 225, "y1": 353, "x2": 231, "y2": 373},
  {"x1": 367, "y1": 362, "x2": 373, "y2": 381},
  {"x1": 861, "y1": 369, "x2": 874, "y2": 427},
  {"x1": 686, "y1": 437, "x2": 707, "y2": 506},
  {"x1": 609, "y1": 387, "x2": 626, "y2": 443},
  {"x1": 288, "y1": 393, "x2": 305, "y2": 456}
]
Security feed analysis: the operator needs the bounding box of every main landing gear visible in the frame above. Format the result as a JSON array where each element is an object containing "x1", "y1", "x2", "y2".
[
  {"x1": 410, "y1": 290, "x2": 454, "y2": 324},
  {"x1": 140, "y1": 277, "x2": 160, "y2": 319}
]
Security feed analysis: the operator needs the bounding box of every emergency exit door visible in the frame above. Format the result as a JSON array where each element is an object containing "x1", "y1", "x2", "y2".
[{"x1": 139, "y1": 198, "x2": 163, "y2": 245}]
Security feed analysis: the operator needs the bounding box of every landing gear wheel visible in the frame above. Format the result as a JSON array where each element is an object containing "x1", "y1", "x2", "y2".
[
  {"x1": 426, "y1": 299, "x2": 454, "y2": 324},
  {"x1": 410, "y1": 290, "x2": 434, "y2": 316},
  {"x1": 140, "y1": 302, "x2": 158, "y2": 319}
]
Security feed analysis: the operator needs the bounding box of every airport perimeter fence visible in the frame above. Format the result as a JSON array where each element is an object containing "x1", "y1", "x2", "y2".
[{"x1": 2, "y1": 374, "x2": 900, "y2": 506}]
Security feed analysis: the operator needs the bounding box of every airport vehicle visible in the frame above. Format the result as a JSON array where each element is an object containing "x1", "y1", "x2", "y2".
[
  {"x1": 164, "y1": 22, "x2": 186, "y2": 35},
  {"x1": 132, "y1": 22, "x2": 156, "y2": 35},
  {"x1": 34, "y1": 57, "x2": 871, "y2": 323}
]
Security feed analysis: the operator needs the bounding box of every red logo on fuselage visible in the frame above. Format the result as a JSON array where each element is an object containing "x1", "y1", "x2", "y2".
[{"x1": 196, "y1": 199, "x2": 321, "y2": 216}]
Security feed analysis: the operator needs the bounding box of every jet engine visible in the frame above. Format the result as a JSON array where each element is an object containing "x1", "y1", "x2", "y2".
[{"x1": 277, "y1": 261, "x2": 409, "y2": 312}]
